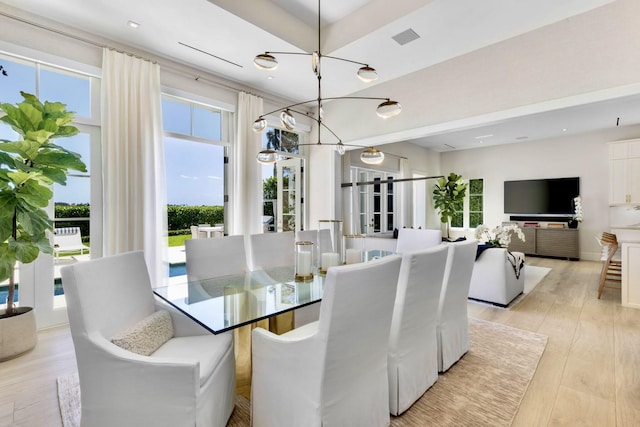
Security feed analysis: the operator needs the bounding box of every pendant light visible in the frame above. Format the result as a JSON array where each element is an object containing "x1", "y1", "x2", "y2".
[{"x1": 252, "y1": 0, "x2": 401, "y2": 163}]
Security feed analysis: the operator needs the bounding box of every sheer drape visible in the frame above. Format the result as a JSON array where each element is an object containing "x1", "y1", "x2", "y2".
[
  {"x1": 233, "y1": 92, "x2": 263, "y2": 236},
  {"x1": 101, "y1": 49, "x2": 168, "y2": 286},
  {"x1": 399, "y1": 158, "x2": 413, "y2": 228}
]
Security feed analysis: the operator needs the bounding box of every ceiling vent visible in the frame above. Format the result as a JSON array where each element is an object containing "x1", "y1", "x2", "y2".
[{"x1": 392, "y1": 28, "x2": 420, "y2": 46}]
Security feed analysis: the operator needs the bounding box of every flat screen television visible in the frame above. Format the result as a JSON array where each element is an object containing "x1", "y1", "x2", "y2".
[{"x1": 504, "y1": 177, "x2": 580, "y2": 215}]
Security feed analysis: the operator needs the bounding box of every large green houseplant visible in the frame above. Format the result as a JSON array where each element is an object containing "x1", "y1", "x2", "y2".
[
  {"x1": 0, "y1": 92, "x2": 86, "y2": 358},
  {"x1": 432, "y1": 172, "x2": 468, "y2": 239}
]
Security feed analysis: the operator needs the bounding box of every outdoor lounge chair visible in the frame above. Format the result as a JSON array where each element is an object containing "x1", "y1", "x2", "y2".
[{"x1": 53, "y1": 227, "x2": 88, "y2": 260}]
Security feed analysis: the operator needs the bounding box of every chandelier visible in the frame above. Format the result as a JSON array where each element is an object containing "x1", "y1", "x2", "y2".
[{"x1": 253, "y1": 0, "x2": 402, "y2": 165}]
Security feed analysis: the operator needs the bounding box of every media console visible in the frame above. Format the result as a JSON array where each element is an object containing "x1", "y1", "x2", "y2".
[{"x1": 507, "y1": 227, "x2": 579, "y2": 260}]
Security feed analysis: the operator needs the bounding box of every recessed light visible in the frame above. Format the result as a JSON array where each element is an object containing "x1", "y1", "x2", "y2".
[
  {"x1": 474, "y1": 134, "x2": 493, "y2": 139},
  {"x1": 562, "y1": 128, "x2": 567, "y2": 132},
  {"x1": 128, "y1": 20, "x2": 140, "y2": 29}
]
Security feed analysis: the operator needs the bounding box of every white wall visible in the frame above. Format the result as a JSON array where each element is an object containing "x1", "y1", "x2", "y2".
[{"x1": 439, "y1": 125, "x2": 640, "y2": 260}]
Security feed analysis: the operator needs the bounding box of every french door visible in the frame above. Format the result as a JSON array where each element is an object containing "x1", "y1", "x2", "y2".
[{"x1": 276, "y1": 158, "x2": 304, "y2": 232}]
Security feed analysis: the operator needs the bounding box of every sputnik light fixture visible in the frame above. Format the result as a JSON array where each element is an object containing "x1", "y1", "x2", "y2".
[{"x1": 253, "y1": 0, "x2": 401, "y2": 165}]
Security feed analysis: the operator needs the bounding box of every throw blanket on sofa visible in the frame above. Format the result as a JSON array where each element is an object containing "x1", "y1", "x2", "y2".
[{"x1": 506, "y1": 250, "x2": 525, "y2": 279}]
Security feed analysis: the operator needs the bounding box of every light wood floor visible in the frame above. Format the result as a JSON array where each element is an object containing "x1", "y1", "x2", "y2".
[{"x1": 1, "y1": 257, "x2": 639, "y2": 426}]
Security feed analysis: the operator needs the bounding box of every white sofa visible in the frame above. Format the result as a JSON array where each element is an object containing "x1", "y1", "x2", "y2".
[{"x1": 468, "y1": 247, "x2": 525, "y2": 307}]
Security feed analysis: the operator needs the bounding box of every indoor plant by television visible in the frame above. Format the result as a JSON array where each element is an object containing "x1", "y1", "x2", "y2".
[
  {"x1": 0, "y1": 92, "x2": 86, "y2": 360},
  {"x1": 433, "y1": 172, "x2": 467, "y2": 239}
]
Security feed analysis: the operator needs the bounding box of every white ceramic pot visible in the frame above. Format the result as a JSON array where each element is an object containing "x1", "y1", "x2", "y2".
[{"x1": 0, "y1": 307, "x2": 37, "y2": 361}]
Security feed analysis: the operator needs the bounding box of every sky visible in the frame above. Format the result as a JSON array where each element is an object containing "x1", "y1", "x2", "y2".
[{"x1": 1, "y1": 56, "x2": 237, "y2": 207}]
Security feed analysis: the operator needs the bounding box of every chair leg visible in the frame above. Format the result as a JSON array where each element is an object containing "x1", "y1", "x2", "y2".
[
  {"x1": 598, "y1": 266, "x2": 607, "y2": 299},
  {"x1": 598, "y1": 268, "x2": 622, "y2": 299}
]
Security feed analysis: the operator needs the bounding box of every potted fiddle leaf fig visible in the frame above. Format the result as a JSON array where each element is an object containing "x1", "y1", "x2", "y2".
[
  {"x1": 0, "y1": 92, "x2": 86, "y2": 360},
  {"x1": 432, "y1": 172, "x2": 468, "y2": 239}
]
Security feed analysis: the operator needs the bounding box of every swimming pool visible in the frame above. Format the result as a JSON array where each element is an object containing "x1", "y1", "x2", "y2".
[{"x1": 0, "y1": 263, "x2": 187, "y2": 302}]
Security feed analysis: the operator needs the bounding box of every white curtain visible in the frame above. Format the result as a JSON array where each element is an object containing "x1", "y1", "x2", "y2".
[
  {"x1": 399, "y1": 158, "x2": 413, "y2": 228},
  {"x1": 101, "y1": 49, "x2": 168, "y2": 286},
  {"x1": 233, "y1": 92, "x2": 263, "y2": 236}
]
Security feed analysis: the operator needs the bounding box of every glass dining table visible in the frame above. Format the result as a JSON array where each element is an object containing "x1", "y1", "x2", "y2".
[
  {"x1": 153, "y1": 250, "x2": 395, "y2": 335},
  {"x1": 154, "y1": 249, "x2": 395, "y2": 398}
]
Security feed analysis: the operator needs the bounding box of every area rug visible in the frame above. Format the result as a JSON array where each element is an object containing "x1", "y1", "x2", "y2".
[
  {"x1": 524, "y1": 265, "x2": 551, "y2": 294},
  {"x1": 391, "y1": 318, "x2": 547, "y2": 426},
  {"x1": 57, "y1": 319, "x2": 546, "y2": 426}
]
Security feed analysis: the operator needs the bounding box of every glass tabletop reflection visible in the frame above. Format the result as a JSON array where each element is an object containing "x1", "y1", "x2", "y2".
[{"x1": 153, "y1": 250, "x2": 394, "y2": 334}]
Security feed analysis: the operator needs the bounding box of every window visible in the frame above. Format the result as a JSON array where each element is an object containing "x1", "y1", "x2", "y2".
[
  {"x1": 0, "y1": 53, "x2": 100, "y2": 323},
  {"x1": 451, "y1": 194, "x2": 464, "y2": 229},
  {"x1": 162, "y1": 96, "x2": 229, "y2": 276},
  {"x1": 469, "y1": 179, "x2": 484, "y2": 228},
  {"x1": 354, "y1": 168, "x2": 397, "y2": 234},
  {"x1": 450, "y1": 178, "x2": 484, "y2": 229}
]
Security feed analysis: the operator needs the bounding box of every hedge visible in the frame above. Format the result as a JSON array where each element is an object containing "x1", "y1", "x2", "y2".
[{"x1": 54, "y1": 205, "x2": 224, "y2": 238}]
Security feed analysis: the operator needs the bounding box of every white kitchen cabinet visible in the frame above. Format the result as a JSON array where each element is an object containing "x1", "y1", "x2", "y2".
[
  {"x1": 609, "y1": 139, "x2": 640, "y2": 205},
  {"x1": 622, "y1": 241, "x2": 640, "y2": 309}
]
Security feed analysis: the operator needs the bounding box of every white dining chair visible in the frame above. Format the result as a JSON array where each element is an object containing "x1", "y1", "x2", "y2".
[
  {"x1": 185, "y1": 234, "x2": 248, "y2": 281},
  {"x1": 388, "y1": 244, "x2": 449, "y2": 415},
  {"x1": 185, "y1": 235, "x2": 249, "y2": 303},
  {"x1": 248, "y1": 231, "x2": 295, "y2": 271},
  {"x1": 250, "y1": 231, "x2": 319, "y2": 327},
  {"x1": 61, "y1": 251, "x2": 236, "y2": 427},
  {"x1": 437, "y1": 239, "x2": 478, "y2": 372},
  {"x1": 395, "y1": 228, "x2": 443, "y2": 253},
  {"x1": 251, "y1": 255, "x2": 402, "y2": 427}
]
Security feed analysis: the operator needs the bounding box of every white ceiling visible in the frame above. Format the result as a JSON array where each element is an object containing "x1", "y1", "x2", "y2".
[{"x1": 2, "y1": 0, "x2": 637, "y2": 152}]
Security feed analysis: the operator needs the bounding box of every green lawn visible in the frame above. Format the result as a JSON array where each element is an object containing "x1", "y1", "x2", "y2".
[
  {"x1": 168, "y1": 234, "x2": 191, "y2": 247},
  {"x1": 54, "y1": 235, "x2": 191, "y2": 256}
]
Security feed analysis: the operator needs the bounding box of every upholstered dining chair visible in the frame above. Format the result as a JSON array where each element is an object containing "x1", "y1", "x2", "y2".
[
  {"x1": 61, "y1": 251, "x2": 236, "y2": 427},
  {"x1": 395, "y1": 228, "x2": 443, "y2": 253},
  {"x1": 261, "y1": 230, "x2": 323, "y2": 327},
  {"x1": 248, "y1": 231, "x2": 295, "y2": 271},
  {"x1": 388, "y1": 244, "x2": 449, "y2": 416},
  {"x1": 185, "y1": 234, "x2": 248, "y2": 281},
  {"x1": 436, "y1": 239, "x2": 478, "y2": 372},
  {"x1": 251, "y1": 255, "x2": 403, "y2": 427}
]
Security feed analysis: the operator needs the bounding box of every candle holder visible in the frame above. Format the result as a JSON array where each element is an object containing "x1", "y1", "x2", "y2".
[
  {"x1": 344, "y1": 234, "x2": 366, "y2": 264},
  {"x1": 318, "y1": 220, "x2": 343, "y2": 274},
  {"x1": 295, "y1": 241, "x2": 314, "y2": 282}
]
